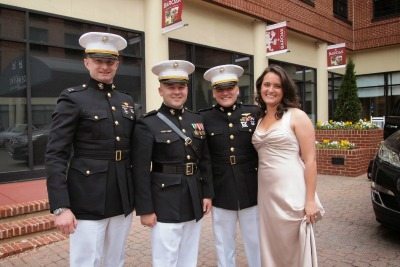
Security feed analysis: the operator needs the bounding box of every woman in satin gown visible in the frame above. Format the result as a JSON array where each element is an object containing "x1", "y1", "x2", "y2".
[{"x1": 251, "y1": 65, "x2": 324, "y2": 267}]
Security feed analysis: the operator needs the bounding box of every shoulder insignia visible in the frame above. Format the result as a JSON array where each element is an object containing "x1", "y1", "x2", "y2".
[
  {"x1": 65, "y1": 85, "x2": 86, "y2": 94},
  {"x1": 143, "y1": 110, "x2": 158, "y2": 117}
]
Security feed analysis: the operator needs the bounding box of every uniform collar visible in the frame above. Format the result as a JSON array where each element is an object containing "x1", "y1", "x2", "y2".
[
  {"x1": 87, "y1": 78, "x2": 116, "y2": 91},
  {"x1": 159, "y1": 103, "x2": 185, "y2": 116},
  {"x1": 214, "y1": 102, "x2": 239, "y2": 113}
]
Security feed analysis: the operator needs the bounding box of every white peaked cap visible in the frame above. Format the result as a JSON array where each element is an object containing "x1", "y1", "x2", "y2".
[
  {"x1": 204, "y1": 64, "x2": 244, "y2": 87},
  {"x1": 79, "y1": 32, "x2": 127, "y2": 58},
  {"x1": 152, "y1": 60, "x2": 195, "y2": 83}
]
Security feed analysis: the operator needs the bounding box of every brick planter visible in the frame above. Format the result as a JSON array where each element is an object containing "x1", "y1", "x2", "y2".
[{"x1": 315, "y1": 129, "x2": 383, "y2": 177}]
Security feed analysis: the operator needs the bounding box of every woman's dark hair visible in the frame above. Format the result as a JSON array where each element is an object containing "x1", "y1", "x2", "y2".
[{"x1": 255, "y1": 64, "x2": 300, "y2": 119}]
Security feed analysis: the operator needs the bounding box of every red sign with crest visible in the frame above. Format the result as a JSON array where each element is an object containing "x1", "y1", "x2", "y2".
[
  {"x1": 266, "y1": 22, "x2": 288, "y2": 56},
  {"x1": 162, "y1": 0, "x2": 184, "y2": 33},
  {"x1": 327, "y1": 43, "x2": 346, "y2": 69}
]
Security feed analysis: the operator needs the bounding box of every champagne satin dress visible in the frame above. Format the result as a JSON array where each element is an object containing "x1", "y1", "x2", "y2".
[{"x1": 252, "y1": 109, "x2": 324, "y2": 267}]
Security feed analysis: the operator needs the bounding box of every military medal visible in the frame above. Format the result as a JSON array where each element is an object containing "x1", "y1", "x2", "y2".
[
  {"x1": 240, "y1": 113, "x2": 256, "y2": 128},
  {"x1": 192, "y1": 123, "x2": 205, "y2": 136},
  {"x1": 121, "y1": 102, "x2": 134, "y2": 115}
]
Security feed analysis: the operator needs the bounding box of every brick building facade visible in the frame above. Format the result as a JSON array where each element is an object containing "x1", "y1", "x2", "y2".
[{"x1": 206, "y1": 0, "x2": 400, "y2": 50}]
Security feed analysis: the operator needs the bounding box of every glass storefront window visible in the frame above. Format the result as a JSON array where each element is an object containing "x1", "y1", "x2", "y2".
[
  {"x1": 328, "y1": 72, "x2": 343, "y2": 119},
  {"x1": 0, "y1": 9, "x2": 25, "y2": 41},
  {"x1": 234, "y1": 55, "x2": 252, "y2": 104},
  {"x1": 330, "y1": 72, "x2": 400, "y2": 119},
  {"x1": 357, "y1": 74, "x2": 385, "y2": 87},
  {"x1": 391, "y1": 72, "x2": 400, "y2": 84},
  {"x1": 195, "y1": 46, "x2": 232, "y2": 68},
  {"x1": 357, "y1": 72, "x2": 400, "y2": 118},
  {"x1": 112, "y1": 30, "x2": 142, "y2": 57},
  {"x1": 169, "y1": 39, "x2": 254, "y2": 111},
  {"x1": 358, "y1": 85, "x2": 385, "y2": 118},
  {"x1": 0, "y1": 41, "x2": 28, "y2": 173},
  {"x1": 304, "y1": 82, "x2": 316, "y2": 121},
  {"x1": 117, "y1": 56, "x2": 143, "y2": 102}
]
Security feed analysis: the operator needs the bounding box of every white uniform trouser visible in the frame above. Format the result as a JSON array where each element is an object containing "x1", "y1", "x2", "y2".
[
  {"x1": 70, "y1": 213, "x2": 133, "y2": 267},
  {"x1": 152, "y1": 219, "x2": 202, "y2": 267},
  {"x1": 212, "y1": 206, "x2": 261, "y2": 267}
]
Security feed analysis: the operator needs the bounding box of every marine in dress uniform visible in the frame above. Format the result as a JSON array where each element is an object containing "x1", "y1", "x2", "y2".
[
  {"x1": 45, "y1": 32, "x2": 135, "y2": 267},
  {"x1": 133, "y1": 60, "x2": 214, "y2": 267},
  {"x1": 199, "y1": 64, "x2": 261, "y2": 267}
]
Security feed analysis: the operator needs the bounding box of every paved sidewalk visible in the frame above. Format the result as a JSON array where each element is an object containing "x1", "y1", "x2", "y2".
[
  {"x1": 1, "y1": 174, "x2": 400, "y2": 266},
  {"x1": 0, "y1": 179, "x2": 47, "y2": 206}
]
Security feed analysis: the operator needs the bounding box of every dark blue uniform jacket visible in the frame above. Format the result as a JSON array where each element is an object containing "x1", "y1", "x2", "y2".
[
  {"x1": 133, "y1": 104, "x2": 214, "y2": 223},
  {"x1": 46, "y1": 78, "x2": 136, "y2": 220},
  {"x1": 199, "y1": 103, "x2": 260, "y2": 210}
]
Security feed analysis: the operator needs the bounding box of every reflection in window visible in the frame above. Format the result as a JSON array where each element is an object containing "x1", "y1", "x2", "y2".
[
  {"x1": 30, "y1": 46, "x2": 87, "y2": 98},
  {"x1": 64, "y1": 33, "x2": 80, "y2": 47},
  {"x1": 357, "y1": 72, "x2": 400, "y2": 118},
  {"x1": 0, "y1": 41, "x2": 28, "y2": 173},
  {"x1": 112, "y1": 30, "x2": 142, "y2": 57},
  {"x1": 29, "y1": 27, "x2": 48, "y2": 43},
  {"x1": 0, "y1": 8, "x2": 25, "y2": 40},
  {"x1": 169, "y1": 39, "x2": 254, "y2": 111},
  {"x1": 328, "y1": 72, "x2": 343, "y2": 119},
  {"x1": 195, "y1": 46, "x2": 231, "y2": 68}
]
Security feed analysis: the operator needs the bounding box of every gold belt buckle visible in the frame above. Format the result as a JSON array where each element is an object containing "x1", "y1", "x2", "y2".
[
  {"x1": 115, "y1": 150, "x2": 122, "y2": 161},
  {"x1": 185, "y1": 162, "x2": 194, "y2": 175},
  {"x1": 230, "y1": 155, "x2": 236, "y2": 165}
]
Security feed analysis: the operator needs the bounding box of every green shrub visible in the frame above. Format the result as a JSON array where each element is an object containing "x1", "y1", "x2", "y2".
[{"x1": 333, "y1": 58, "x2": 362, "y2": 122}]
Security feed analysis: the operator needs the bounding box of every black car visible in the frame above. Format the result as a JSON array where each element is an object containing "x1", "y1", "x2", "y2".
[
  {"x1": 383, "y1": 99, "x2": 400, "y2": 140},
  {"x1": 370, "y1": 130, "x2": 400, "y2": 230},
  {"x1": 6, "y1": 126, "x2": 49, "y2": 164},
  {"x1": 367, "y1": 101, "x2": 400, "y2": 179}
]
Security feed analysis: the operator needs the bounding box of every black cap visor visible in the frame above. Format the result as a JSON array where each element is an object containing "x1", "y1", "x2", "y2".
[
  {"x1": 213, "y1": 81, "x2": 237, "y2": 90},
  {"x1": 86, "y1": 53, "x2": 118, "y2": 60},
  {"x1": 160, "y1": 78, "x2": 188, "y2": 85}
]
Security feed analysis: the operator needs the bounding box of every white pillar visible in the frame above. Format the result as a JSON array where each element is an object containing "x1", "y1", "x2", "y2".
[
  {"x1": 253, "y1": 20, "x2": 268, "y2": 89},
  {"x1": 144, "y1": 0, "x2": 169, "y2": 111},
  {"x1": 315, "y1": 42, "x2": 329, "y2": 121}
]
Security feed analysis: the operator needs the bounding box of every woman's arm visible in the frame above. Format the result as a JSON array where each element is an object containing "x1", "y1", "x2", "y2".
[{"x1": 292, "y1": 108, "x2": 319, "y2": 224}]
